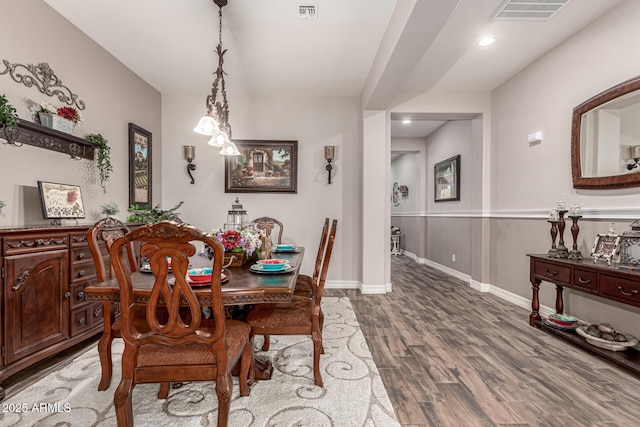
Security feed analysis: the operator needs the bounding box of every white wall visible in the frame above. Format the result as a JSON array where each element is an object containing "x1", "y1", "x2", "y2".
[
  {"x1": 161, "y1": 94, "x2": 361, "y2": 284},
  {"x1": 0, "y1": 0, "x2": 161, "y2": 226},
  {"x1": 391, "y1": 153, "x2": 420, "y2": 214},
  {"x1": 491, "y1": 0, "x2": 640, "y2": 212}
]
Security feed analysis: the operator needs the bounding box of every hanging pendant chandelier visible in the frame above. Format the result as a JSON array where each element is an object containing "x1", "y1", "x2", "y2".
[{"x1": 193, "y1": 0, "x2": 240, "y2": 156}]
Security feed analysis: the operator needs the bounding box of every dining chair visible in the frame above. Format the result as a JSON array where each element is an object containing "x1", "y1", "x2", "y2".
[
  {"x1": 109, "y1": 221, "x2": 252, "y2": 427},
  {"x1": 87, "y1": 217, "x2": 141, "y2": 391},
  {"x1": 259, "y1": 217, "x2": 329, "y2": 352},
  {"x1": 246, "y1": 219, "x2": 337, "y2": 387},
  {"x1": 253, "y1": 216, "x2": 284, "y2": 245}
]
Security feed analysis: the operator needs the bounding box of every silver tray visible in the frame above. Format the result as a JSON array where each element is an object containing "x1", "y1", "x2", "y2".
[{"x1": 576, "y1": 326, "x2": 638, "y2": 351}]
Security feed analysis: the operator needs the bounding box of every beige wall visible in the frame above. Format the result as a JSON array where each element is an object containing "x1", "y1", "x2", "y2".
[
  {"x1": 161, "y1": 93, "x2": 361, "y2": 284},
  {"x1": 0, "y1": 0, "x2": 161, "y2": 226}
]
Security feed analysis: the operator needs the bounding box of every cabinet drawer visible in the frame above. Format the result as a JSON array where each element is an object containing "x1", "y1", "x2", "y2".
[
  {"x1": 600, "y1": 274, "x2": 640, "y2": 304},
  {"x1": 70, "y1": 282, "x2": 89, "y2": 309},
  {"x1": 534, "y1": 261, "x2": 571, "y2": 283},
  {"x1": 89, "y1": 302, "x2": 105, "y2": 327},
  {"x1": 573, "y1": 269, "x2": 597, "y2": 291},
  {"x1": 4, "y1": 233, "x2": 67, "y2": 255},
  {"x1": 70, "y1": 262, "x2": 97, "y2": 283},
  {"x1": 70, "y1": 307, "x2": 90, "y2": 336},
  {"x1": 71, "y1": 247, "x2": 93, "y2": 263}
]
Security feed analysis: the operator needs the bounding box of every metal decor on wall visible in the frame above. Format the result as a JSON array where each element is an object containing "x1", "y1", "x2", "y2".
[{"x1": 0, "y1": 60, "x2": 86, "y2": 110}]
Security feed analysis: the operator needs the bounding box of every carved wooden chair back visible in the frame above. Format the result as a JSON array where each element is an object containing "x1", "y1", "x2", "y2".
[
  {"x1": 87, "y1": 217, "x2": 137, "y2": 283},
  {"x1": 246, "y1": 219, "x2": 337, "y2": 387},
  {"x1": 253, "y1": 216, "x2": 284, "y2": 245},
  {"x1": 109, "y1": 221, "x2": 251, "y2": 426}
]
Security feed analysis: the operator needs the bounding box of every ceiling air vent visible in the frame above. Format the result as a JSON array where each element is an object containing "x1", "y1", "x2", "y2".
[
  {"x1": 298, "y1": 3, "x2": 318, "y2": 20},
  {"x1": 491, "y1": 0, "x2": 572, "y2": 21}
]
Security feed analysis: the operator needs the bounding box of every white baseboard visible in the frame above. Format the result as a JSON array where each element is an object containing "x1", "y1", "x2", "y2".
[
  {"x1": 424, "y1": 259, "x2": 472, "y2": 285},
  {"x1": 470, "y1": 279, "x2": 490, "y2": 292},
  {"x1": 360, "y1": 283, "x2": 390, "y2": 294},
  {"x1": 325, "y1": 280, "x2": 359, "y2": 290}
]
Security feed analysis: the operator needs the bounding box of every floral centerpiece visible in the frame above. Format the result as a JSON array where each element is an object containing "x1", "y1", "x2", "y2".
[
  {"x1": 29, "y1": 101, "x2": 83, "y2": 134},
  {"x1": 205, "y1": 226, "x2": 263, "y2": 267}
]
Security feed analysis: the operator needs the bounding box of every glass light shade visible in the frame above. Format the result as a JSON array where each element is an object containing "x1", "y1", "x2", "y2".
[
  {"x1": 220, "y1": 140, "x2": 241, "y2": 156},
  {"x1": 193, "y1": 115, "x2": 221, "y2": 135},
  {"x1": 207, "y1": 131, "x2": 230, "y2": 147}
]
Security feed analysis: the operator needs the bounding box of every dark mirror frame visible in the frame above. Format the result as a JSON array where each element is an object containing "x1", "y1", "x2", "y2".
[{"x1": 571, "y1": 75, "x2": 640, "y2": 189}]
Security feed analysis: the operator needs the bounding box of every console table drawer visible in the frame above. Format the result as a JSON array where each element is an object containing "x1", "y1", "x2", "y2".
[
  {"x1": 534, "y1": 261, "x2": 571, "y2": 283},
  {"x1": 573, "y1": 269, "x2": 597, "y2": 291},
  {"x1": 600, "y1": 274, "x2": 640, "y2": 303}
]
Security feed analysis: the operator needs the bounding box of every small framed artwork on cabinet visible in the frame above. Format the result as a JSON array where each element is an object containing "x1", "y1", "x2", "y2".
[{"x1": 591, "y1": 233, "x2": 621, "y2": 266}]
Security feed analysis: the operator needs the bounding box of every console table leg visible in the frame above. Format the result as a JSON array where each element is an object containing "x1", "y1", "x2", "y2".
[
  {"x1": 555, "y1": 284, "x2": 564, "y2": 314},
  {"x1": 530, "y1": 279, "x2": 541, "y2": 327}
]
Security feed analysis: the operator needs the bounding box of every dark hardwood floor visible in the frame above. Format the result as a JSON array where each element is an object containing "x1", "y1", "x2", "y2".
[{"x1": 327, "y1": 255, "x2": 640, "y2": 427}]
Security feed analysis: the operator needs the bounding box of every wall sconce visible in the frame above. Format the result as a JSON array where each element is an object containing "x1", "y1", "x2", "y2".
[
  {"x1": 184, "y1": 145, "x2": 196, "y2": 184},
  {"x1": 324, "y1": 146, "x2": 335, "y2": 184},
  {"x1": 627, "y1": 145, "x2": 640, "y2": 170}
]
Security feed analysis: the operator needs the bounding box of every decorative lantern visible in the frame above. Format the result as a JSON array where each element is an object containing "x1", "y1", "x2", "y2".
[{"x1": 225, "y1": 197, "x2": 248, "y2": 230}]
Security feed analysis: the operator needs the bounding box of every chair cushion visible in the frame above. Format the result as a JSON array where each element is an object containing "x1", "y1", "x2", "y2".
[
  {"x1": 136, "y1": 320, "x2": 250, "y2": 367},
  {"x1": 246, "y1": 296, "x2": 313, "y2": 330},
  {"x1": 294, "y1": 274, "x2": 313, "y2": 297}
]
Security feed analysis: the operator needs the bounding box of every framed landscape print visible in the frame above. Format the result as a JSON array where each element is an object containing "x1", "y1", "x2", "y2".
[
  {"x1": 129, "y1": 123, "x2": 152, "y2": 208},
  {"x1": 225, "y1": 140, "x2": 298, "y2": 193},
  {"x1": 37, "y1": 181, "x2": 85, "y2": 219},
  {"x1": 434, "y1": 155, "x2": 460, "y2": 202}
]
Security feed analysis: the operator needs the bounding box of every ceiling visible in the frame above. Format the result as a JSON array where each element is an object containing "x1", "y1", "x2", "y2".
[{"x1": 44, "y1": 0, "x2": 621, "y2": 138}]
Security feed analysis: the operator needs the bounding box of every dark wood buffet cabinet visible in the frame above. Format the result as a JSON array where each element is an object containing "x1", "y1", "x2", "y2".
[
  {"x1": 528, "y1": 254, "x2": 640, "y2": 375},
  {"x1": 0, "y1": 225, "x2": 108, "y2": 400}
]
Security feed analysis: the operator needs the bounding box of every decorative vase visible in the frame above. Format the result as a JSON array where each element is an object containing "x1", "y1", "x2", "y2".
[
  {"x1": 223, "y1": 251, "x2": 256, "y2": 267},
  {"x1": 38, "y1": 113, "x2": 75, "y2": 134}
]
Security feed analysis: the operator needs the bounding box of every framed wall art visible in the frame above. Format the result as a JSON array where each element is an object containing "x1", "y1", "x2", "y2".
[
  {"x1": 37, "y1": 181, "x2": 85, "y2": 219},
  {"x1": 434, "y1": 155, "x2": 460, "y2": 202},
  {"x1": 129, "y1": 123, "x2": 152, "y2": 208},
  {"x1": 225, "y1": 140, "x2": 298, "y2": 193},
  {"x1": 591, "y1": 233, "x2": 621, "y2": 266}
]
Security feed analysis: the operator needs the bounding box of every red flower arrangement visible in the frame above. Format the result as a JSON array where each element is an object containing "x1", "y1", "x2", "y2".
[{"x1": 57, "y1": 107, "x2": 83, "y2": 124}]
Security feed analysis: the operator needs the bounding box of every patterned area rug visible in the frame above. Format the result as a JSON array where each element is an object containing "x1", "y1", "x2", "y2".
[{"x1": 2, "y1": 297, "x2": 399, "y2": 426}]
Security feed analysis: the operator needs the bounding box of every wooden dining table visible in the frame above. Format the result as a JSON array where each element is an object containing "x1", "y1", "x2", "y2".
[{"x1": 84, "y1": 247, "x2": 305, "y2": 383}]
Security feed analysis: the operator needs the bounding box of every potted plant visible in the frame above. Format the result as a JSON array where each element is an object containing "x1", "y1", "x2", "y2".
[
  {"x1": 86, "y1": 133, "x2": 113, "y2": 194},
  {"x1": 29, "y1": 101, "x2": 83, "y2": 134},
  {"x1": 100, "y1": 201, "x2": 119, "y2": 218},
  {"x1": 126, "y1": 201, "x2": 184, "y2": 224},
  {"x1": 0, "y1": 94, "x2": 19, "y2": 130}
]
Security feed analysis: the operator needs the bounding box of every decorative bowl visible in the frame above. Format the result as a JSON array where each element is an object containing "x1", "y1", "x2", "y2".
[
  {"x1": 187, "y1": 268, "x2": 213, "y2": 283},
  {"x1": 257, "y1": 259, "x2": 289, "y2": 270},
  {"x1": 548, "y1": 313, "x2": 578, "y2": 326},
  {"x1": 576, "y1": 326, "x2": 639, "y2": 351},
  {"x1": 275, "y1": 244, "x2": 294, "y2": 251}
]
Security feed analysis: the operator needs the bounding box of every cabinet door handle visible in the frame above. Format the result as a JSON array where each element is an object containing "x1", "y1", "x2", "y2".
[
  {"x1": 12, "y1": 269, "x2": 31, "y2": 291},
  {"x1": 544, "y1": 268, "x2": 558, "y2": 276},
  {"x1": 617, "y1": 286, "x2": 639, "y2": 297},
  {"x1": 65, "y1": 292, "x2": 71, "y2": 299},
  {"x1": 577, "y1": 277, "x2": 592, "y2": 284}
]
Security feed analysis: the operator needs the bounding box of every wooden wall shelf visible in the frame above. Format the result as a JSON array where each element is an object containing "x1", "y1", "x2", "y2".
[{"x1": 3, "y1": 118, "x2": 97, "y2": 160}]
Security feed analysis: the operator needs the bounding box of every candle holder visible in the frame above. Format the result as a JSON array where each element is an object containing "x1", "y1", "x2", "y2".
[
  {"x1": 567, "y1": 215, "x2": 583, "y2": 260},
  {"x1": 556, "y1": 210, "x2": 569, "y2": 258},
  {"x1": 548, "y1": 220, "x2": 560, "y2": 258}
]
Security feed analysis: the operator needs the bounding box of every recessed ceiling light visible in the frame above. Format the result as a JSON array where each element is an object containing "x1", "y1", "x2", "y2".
[
  {"x1": 478, "y1": 36, "x2": 496, "y2": 47},
  {"x1": 402, "y1": 119, "x2": 411, "y2": 124}
]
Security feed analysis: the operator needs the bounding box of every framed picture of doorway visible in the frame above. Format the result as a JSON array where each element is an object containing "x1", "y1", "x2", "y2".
[
  {"x1": 434, "y1": 155, "x2": 460, "y2": 202},
  {"x1": 225, "y1": 140, "x2": 298, "y2": 193}
]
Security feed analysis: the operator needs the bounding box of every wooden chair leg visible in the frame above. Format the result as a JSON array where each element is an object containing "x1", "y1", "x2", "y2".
[
  {"x1": 261, "y1": 334, "x2": 270, "y2": 351},
  {"x1": 239, "y1": 341, "x2": 252, "y2": 397},
  {"x1": 114, "y1": 377, "x2": 134, "y2": 427},
  {"x1": 215, "y1": 374, "x2": 232, "y2": 427},
  {"x1": 97, "y1": 328, "x2": 113, "y2": 391},
  {"x1": 158, "y1": 382, "x2": 170, "y2": 399},
  {"x1": 312, "y1": 333, "x2": 323, "y2": 387}
]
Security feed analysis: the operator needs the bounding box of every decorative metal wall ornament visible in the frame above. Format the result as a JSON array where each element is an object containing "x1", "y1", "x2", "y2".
[{"x1": 0, "y1": 60, "x2": 86, "y2": 110}]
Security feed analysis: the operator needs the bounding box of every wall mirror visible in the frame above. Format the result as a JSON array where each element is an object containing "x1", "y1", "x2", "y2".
[{"x1": 571, "y1": 75, "x2": 640, "y2": 189}]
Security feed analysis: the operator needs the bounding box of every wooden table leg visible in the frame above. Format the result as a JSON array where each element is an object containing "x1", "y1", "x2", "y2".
[{"x1": 530, "y1": 279, "x2": 541, "y2": 327}]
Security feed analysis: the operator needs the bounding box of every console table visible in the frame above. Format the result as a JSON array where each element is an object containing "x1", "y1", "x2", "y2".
[{"x1": 528, "y1": 254, "x2": 640, "y2": 375}]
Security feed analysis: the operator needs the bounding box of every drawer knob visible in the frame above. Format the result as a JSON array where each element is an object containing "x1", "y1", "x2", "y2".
[
  {"x1": 78, "y1": 269, "x2": 85, "y2": 277},
  {"x1": 78, "y1": 291, "x2": 85, "y2": 299},
  {"x1": 577, "y1": 277, "x2": 592, "y2": 284},
  {"x1": 617, "y1": 286, "x2": 639, "y2": 297},
  {"x1": 78, "y1": 252, "x2": 85, "y2": 259},
  {"x1": 65, "y1": 292, "x2": 71, "y2": 299},
  {"x1": 544, "y1": 268, "x2": 558, "y2": 276},
  {"x1": 36, "y1": 239, "x2": 43, "y2": 245},
  {"x1": 79, "y1": 317, "x2": 86, "y2": 324}
]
